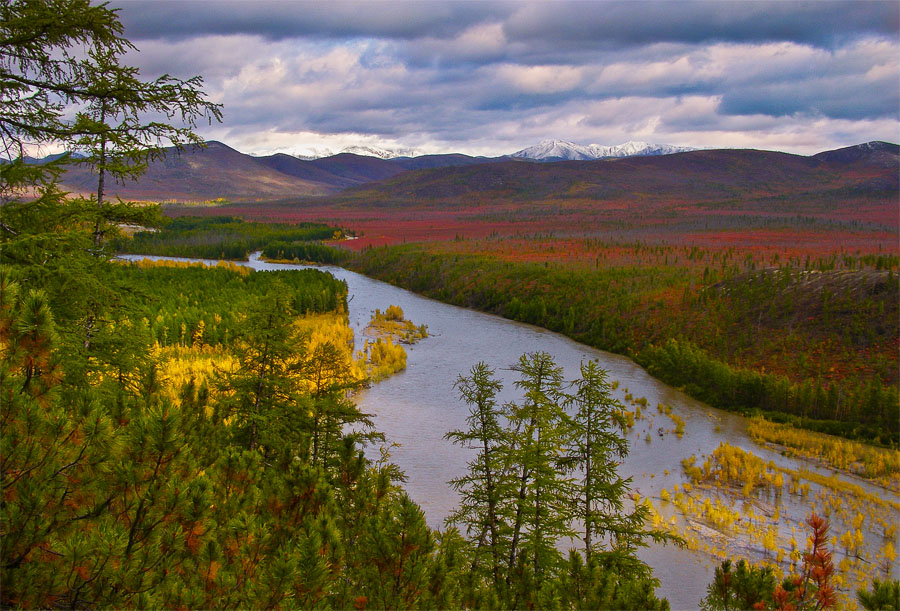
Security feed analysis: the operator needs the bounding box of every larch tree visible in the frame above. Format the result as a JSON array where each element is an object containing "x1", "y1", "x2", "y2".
[
  {"x1": 70, "y1": 45, "x2": 221, "y2": 246},
  {"x1": 1, "y1": 0, "x2": 220, "y2": 341},
  {"x1": 297, "y1": 340, "x2": 377, "y2": 471},
  {"x1": 565, "y1": 359, "x2": 671, "y2": 566},
  {"x1": 219, "y1": 288, "x2": 298, "y2": 454},
  {"x1": 503, "y1": 352, "x2": 574, "y2": 596},
  {"x1": 445, "y1": 361, "x2": 508, "y2": 587}
]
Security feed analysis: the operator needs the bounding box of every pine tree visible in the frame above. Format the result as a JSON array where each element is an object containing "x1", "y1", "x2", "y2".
[
  {"x1": 700, "y1": 559, "x2": 776, "y2": 611},
  {"x1": 857, "y1": 579, "x2": 900, "y2": 611}
]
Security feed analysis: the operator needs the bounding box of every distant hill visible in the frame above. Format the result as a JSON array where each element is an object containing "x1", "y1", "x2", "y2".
[
  {"x1": 811, "y1": 141, "x2": 899, "y2": 167},
  {"x1": 340, "y1": 142, "x2": 899, "y2": 207},
  {"x1": 57, "y1": 141, "x2": 334, "y2": 202},
  {"x1": 52, "y1": 142, "x2": 498, "y2": 202}
]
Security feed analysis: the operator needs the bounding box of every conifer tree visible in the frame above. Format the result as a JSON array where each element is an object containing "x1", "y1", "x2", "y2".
[
  {"x1": 445, "y1": 362, "x2": 507, "y2": 586},
  {"x1": 565, "y1": 359, "x2": 670, "y2": 565},
  {"x1": 857, "y1": 579, "x2": 900, "y2": 611},
  {"x1": 2, "y1": 0, "x2": 218, "y2": 356},
  {"x1": 503, "y1": 352, "x2": 574, "y2": 595},
  {"x1": 219, "y1": 288, "x2": 298, "y2": 453},
  {"x1": 298, "y1": 340, "x2": 376, "y2": 470},
  {"x1": 565, "y1": 360, "x2": 629, "y2": 559},
  {"x1": 70, "y1": 45, "x2": 221, "y2": 245}
]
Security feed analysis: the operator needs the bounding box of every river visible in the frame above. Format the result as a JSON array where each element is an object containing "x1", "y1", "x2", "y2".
[{"x1": 124, "y1": 253, "x2": 899, "y2": 610}]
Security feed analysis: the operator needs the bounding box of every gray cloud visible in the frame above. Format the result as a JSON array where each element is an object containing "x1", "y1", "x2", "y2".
[
  {"x1": 111, "y1": 1, "x2": 899, "y2": 156},
  {"x1": 503, "y1": 1, "x2": 898, "y2": 50},
  {"x1": 113, "y1": 1, "x2": 513, "y2": 41},
  {"x1": 115, "y1": 1, "x2": 898, "y2": 48}
]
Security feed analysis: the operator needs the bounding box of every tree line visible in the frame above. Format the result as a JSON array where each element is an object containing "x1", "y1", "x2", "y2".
[
  {"x1": 114, "y1": 215, "x2": 348, "y2": 263},
  {"x1": 348, "y1": 246, "x2": 898, "y2": 446}
]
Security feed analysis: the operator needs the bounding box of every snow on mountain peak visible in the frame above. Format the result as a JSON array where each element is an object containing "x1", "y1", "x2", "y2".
[
  {"x1": 340, "y1": 145, "x2": 423, "y2": 159},
  {"x1": 511, "y1": 140, "x2": 597, "y2": 161},
  {"x1": 513, "y1": 140, "x2": 695, "y2": 161}
]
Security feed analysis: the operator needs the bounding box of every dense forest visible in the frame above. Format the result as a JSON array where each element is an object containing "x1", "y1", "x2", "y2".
[
  {"x1": 114, "y1": 215, "x2": 349, "y2": 263},
  {"x1": 346, "y1": 242, "x2": 899, "y2": 446}
]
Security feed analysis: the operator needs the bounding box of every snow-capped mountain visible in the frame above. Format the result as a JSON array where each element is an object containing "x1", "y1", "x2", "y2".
[
  {"x1": 285, "y1": 145, "x2": 426, "y2": 160},
  {"x1": 340, "y1": 145, "x2": 424, "y2": 159},
  {"x1": 510, "y1": 140, "x2": 598, "y2": 161},
  {"x1": 511, "y1": 140, "x2": 695, "y2": 161}
]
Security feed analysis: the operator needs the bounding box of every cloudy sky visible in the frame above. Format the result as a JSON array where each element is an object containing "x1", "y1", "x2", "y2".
[{"x1": 112, "y1": 0, "x2": 899, "y2": 157}]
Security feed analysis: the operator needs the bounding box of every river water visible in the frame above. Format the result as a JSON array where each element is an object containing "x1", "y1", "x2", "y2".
[{"x1": 125, "y1": 254, "x2": 898, "y2": 610}]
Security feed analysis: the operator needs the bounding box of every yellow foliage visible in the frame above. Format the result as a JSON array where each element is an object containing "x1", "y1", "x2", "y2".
[
  {"x1": 293, "y1": 312, "x2": 368, "y2": 391},
  {"x1": 153, "y1": 311, "x2": 370, "y2": 420},
  {"x1": 153, "y1": 343, "x2": 234, "y2": 416},
  {"x1": 124, "y1": 257, "x2": 252, "y2": 276},
  {"x1": 685, "y1": 443, "x2": 781, "y2": 494},
  {"x1": 368, "y1": 305, "x2": 427, "y2": 344},
  {"x1": 747, "y1": 415, "x2": 900, "y2": 491},
  {"x1": 364, "y1": 337, "x2": 407, "y2": 382}
]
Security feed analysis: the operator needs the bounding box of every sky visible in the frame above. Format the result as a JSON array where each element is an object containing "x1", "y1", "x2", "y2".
[{"x1": 112, "y1": 0, "x2": 900, "y2": 158}]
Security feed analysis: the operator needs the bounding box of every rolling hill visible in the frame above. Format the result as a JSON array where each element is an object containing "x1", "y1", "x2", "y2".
[
  {"x1": 339, "y1": 142, "x2": 899, "y2": 211},
  {"x1": 55, "y1": 142, "x2": 497, "y2": 203},
  {"x1": 57, "y1": 141, "x2": 333, "y2": 202}
]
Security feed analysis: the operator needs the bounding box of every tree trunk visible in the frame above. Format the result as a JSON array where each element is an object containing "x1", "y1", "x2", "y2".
[{"x1": 93, "y1": 99, "x2": 107, "y2": 248}]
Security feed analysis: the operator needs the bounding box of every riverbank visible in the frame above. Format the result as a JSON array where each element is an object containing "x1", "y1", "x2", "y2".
[{"x1": 344, "y1": 243, "x2": 899, "y2": 447}]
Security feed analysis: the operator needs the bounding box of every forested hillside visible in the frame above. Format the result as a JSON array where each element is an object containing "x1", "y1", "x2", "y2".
[{"x1": 348, "y1": 241, "x2": 898, "y2": 445}]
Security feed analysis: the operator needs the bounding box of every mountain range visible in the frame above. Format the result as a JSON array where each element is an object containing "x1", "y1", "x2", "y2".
[
  {"x1": 52, "y1": 141, "x2": 495, "y2": 202},
  {"x1": 510, "y1": 140, "x2": 696, "y2": 161},
  {"x1": 29, "y1": 139, "x2": 900, "y2": 204},
  {"x1": 254, "y1": 140, "x2": 694, "y2": 162},
  {"x1": 340, "y1": 141, "x2": 899, "y2": 207}
]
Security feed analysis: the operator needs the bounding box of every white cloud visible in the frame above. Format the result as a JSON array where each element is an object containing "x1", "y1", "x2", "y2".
[
  {"x1": 114, "y1": 4, "x2": 898, "y2": 157},
  {"x1": 492, "y1": 63, "x2": 584, "y2": 93},
  {"x1": 594, "y1": 56, "x2": 696, "y2": 90}
]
